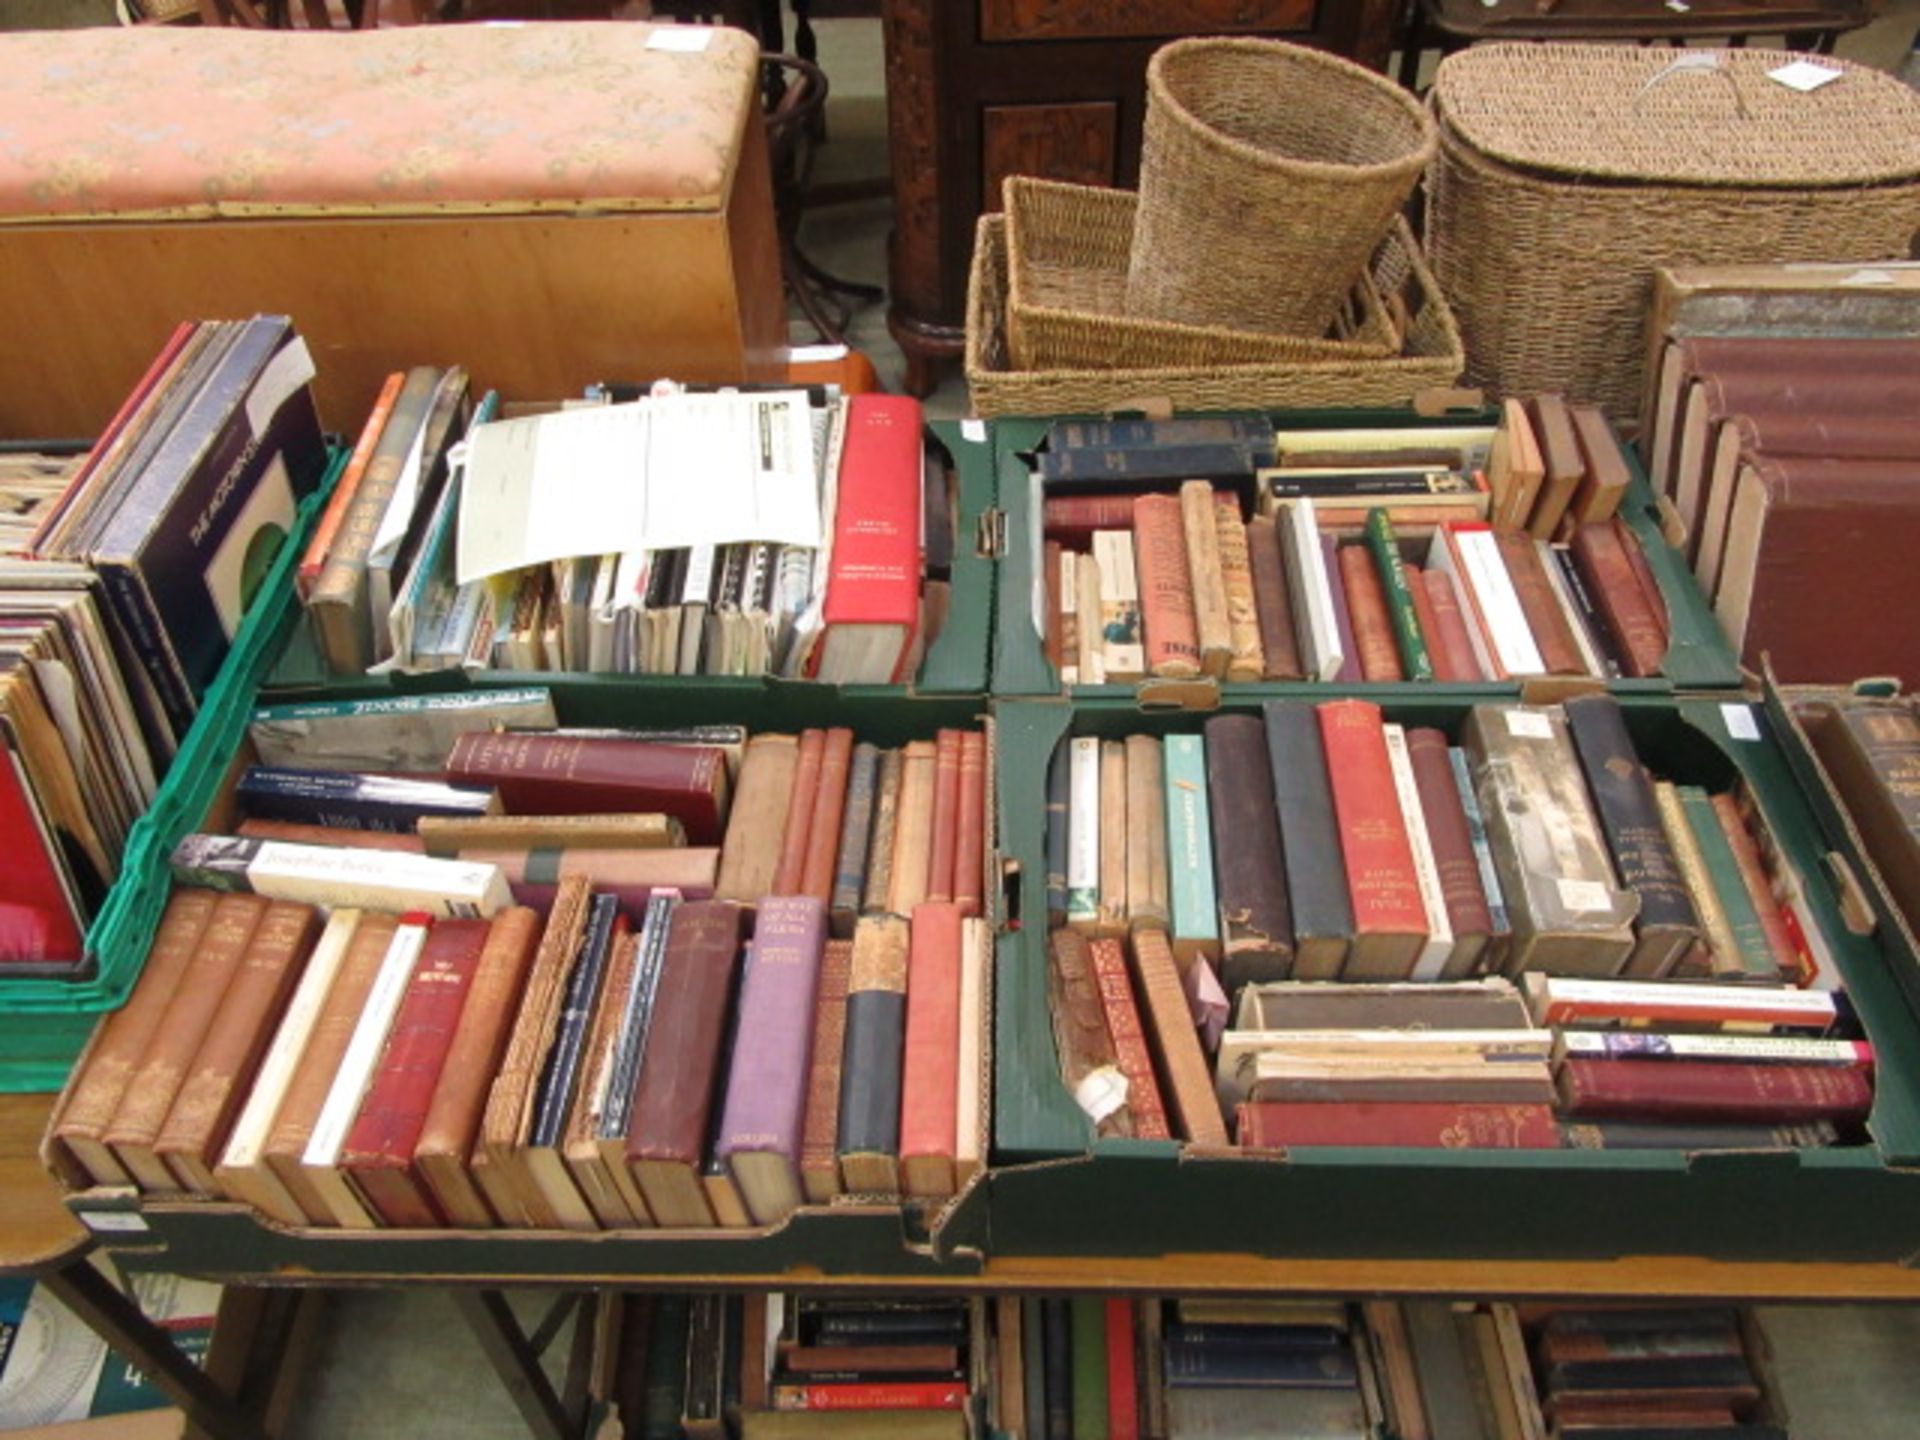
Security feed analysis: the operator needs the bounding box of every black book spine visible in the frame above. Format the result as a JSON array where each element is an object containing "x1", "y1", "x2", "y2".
[
  {"x1": 830, "y1": 743, "x2": 881, "y2": 937},
  {"x1": 1021, "y1": 1297, "x2": 1048, "y2": 1440},
  {"x1": 1049, "y1": 415, "x2": 1277, "y2": 452},
  {"x1": 529, "y1": 893, "x2": 620, "y2": 1145},
  {"x1": 1045, "y1": 742, "x2": 1069, "y2": 928},
  {"x1": 1041, "y1": 1298, "x2": 1073, "y2": 1440},
  {"x1": 1544, "y1": 1354, "x2": 1755, "y2": 1393},
  {"x1": 236, "y1": 766, "x2": 495, "y2": 832},
  {"x1": 1562, "y1": 694, "x2": 1699, "y2": 933},
  {"x1": 1262, "y1": 701, "x2": 1354, "y2": 949},
  {"x1": 1542, "y1": 1306, "x2": 1740, "y2": 1338},
  {"x1": 1162, "y1": 1337, "x2": 1359, "y2": 1388},
  {"x1": 837, "y1": 989, "x2": 905, "y2": 1161},
  {"x1": 639, "y1": 1296, "x2": 692, "y2": 1440},
  {"x1": 1203, "y1": 714, "x2": 1294, "y2": 989},
  {"x1": 1037, "y1": 445, "x2": 1261, "y2": 510},
  {"x1": 603, "y1": 892, "x2": 678, "y2": 1139}
]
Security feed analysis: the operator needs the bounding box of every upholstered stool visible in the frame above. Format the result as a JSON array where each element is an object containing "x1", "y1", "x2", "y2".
[{"x1": 0, "y1": 22, "x2": 784, "y2": 435}]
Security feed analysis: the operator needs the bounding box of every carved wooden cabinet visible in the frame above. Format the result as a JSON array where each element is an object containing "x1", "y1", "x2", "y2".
[{"x1": 880, "y1": 0, "x2": 1401, "y2": 394}]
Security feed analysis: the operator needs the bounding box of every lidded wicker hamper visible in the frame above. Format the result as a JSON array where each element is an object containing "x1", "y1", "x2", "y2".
[{"x1": 1425, "y1": 44, "x2": 1920, "y2": 422}]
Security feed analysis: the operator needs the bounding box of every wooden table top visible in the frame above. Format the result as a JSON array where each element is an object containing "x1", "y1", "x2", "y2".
[{"x1": 0, "y1": 1092, "x2": 91, "y2": 1277}]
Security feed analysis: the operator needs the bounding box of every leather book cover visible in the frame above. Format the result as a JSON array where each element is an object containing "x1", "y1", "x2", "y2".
[
  {"x1": 1132, "y1": 493, "x2": 1202, "y2": 680},
  {"x1": 888, "y1": 740, "x2": 938, "y2": 916},
  {"x1": 155, "y1": 899, "x2": 319, "y2": 1195},
  {"x1": 1130, "y1": 930, "x2": 1229, "y2": 1146},
  {"x1": 955, "y1": 731, "x2": 987, "y2": 919},
  {"x1": 1567, "y1": 404, "x2": 1632, "y2": 528},
  {"x1": 1557, "y1": 1057, "x2": 1873, "y2": 1124},
  {"x1": 1403, "y1": 562, "x2": 1453, "y2": 680},
  {"x1": 716, "y1": 733, "x2": 799, "y2": 904},
  {"x1": 838, "y1": 914, "x2": 911, "y2": 1195},
  {"x1": 1525, "y1": 394, "x2": 1586, "y2": 540},
  {"x1": 445, "y1": 732, "x2": 730, "y2": 846},
  {"x1": 50, "y1": 888, "x2": 216, "y2": 1186},
  {"x1": 831, "y1": 742, "x2": 882, "y2": 937},
  {"x1": 1245, "y1": 515, "x2": 1304, "y2": 680},
  {"x1": 1405, "y1": 728, "x2": 1494, "y2": 978},
  {"x1": 1124, "y1": 735, "x2": 1170, "y2": 934},
  {"x1": 1570, "y1": 524, "x2": 1666, "y2": 678},
  {"x1": 1212, "y1": 496, "x2": 1265, "y2": 682},
  {"x1": 1322, "y1": 533, "x2": 1362, "y2": 682},
  {"x1": 925, "y1": 729, "x2": 962, "y2": 905},
  {"x1": 1317, "y1": 701, "x2": 1426, "y2": 981},
  {"x1": 1088, "y1": 938, "x2": 1171, "y2": 1141},
  {"x1": 772, "y1": 728, "x2": 826, "y2": 897},
  {"x1": 1563, "y1": 694, "x2": 1700, "y2": 978},
  {"x1": 1237, "y1": 1101, "x2": 1558, "y2": 1149},
  {"x1": 624, "y1": 900, "x2": 746, "y2": 1226},
  {"x1": 800, "y1": 938, "x2": 854, "y2": 1202},
  {"x1": 1336, "y1": 544, "x2": 1404, "y2": 681},
  {"x1": 1043, "y1": 538, "x2": 1066, "y2": 670},
  {"x1": 862, "y1": 747, "x2": 905, "y2": 916},
  {"x1": 1105, "y1": 1299, "x2": 1140, "y2": 1440},
  {"x1": 1046, "y1": 493, "x2": 1138, "y2": 550},
  {"x1": 1612, "y1": 516, "x2": 1670, "y2": 645},
  {"x1": 801, "y1": 727, "x2": 856, "y2": 904},
  {"x1": 1677, "y1": 787, "x2": 1780, "y2": 982},
  {"x1": 1364, "y1": 510, "x2": 1433, "y2": 681},
  {"x1": 104, "y1": 892, "x2": 270, "y2": 1192},
  {"x1": 1203, "y1": 714, "x2": 1293, "y2": 988},
  {"x1": 416, "y1": 812, "x2": 682, "y2": 857},
  {"x1": 1179, "y1": 481, "x2": 1233, "y2": 679},
  {"x1": 818, "y1": 394, "x2": 923, "y2": 683},
  {"x1": 1807, "y1": 700, "x2": 1920, "y2": 943},
  {"x1": 1421, "y1": 567, "x2": 1485, "y2": 681},
  {"x1": 1493, "y1": 530, "x2": 1586, "y2": 676},
  {"x1": 1047, "y1": 929, "x2": 1131, "y2": 1139},
  {"x1": 1261, "y1": 702, "x2": 1352, "y2": 982},
  {"x1": 1097, "y1": 739, "x2": 1129, "y2": 937},
  {"x1": 900, "y1": 902, "x2": 965, "y2": 1199}
]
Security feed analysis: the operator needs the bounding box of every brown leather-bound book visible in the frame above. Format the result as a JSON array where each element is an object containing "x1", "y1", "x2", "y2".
[
  {"x1": 1129, "y1": 931, "x2": 1229, "y2": 1146},
  {"x1": 771, "y1": 729, "x2": 825, "y2": 897},
  {"x1": 1124, "y1": 735, "x2": 1170, "y2": 933},
  {"x1": 799, "y1": 938, "x2": 854, "y2": 1202},
  {"x1": 954, "y1": 731, "x2": 987, "y2": 918},
  {"x1": 925, "y1": 729, "x2": 962, "y2": 905},
  {"x1": 472, "y1": 878, "x2": 592, "y2": 1228},
  {"x1": 887, "y1": 740, "x2": 938, "y2": 916},
  {"x1": 445, "y1": 732, "x2": 732, "y2": 846},
  {"x1": 1421, "y1": 568, "x2": 1485, "y2": 682},
  {"x1": 103, "y1": 893, "x2": 271, "y2": 1192},
  {"x1": 1404, "y1": 729, "x2": 1494, "y2": 978},
  {"x1": 1613, "y1": 517, "x2": 1670, "y2": 647},
  {"x1": 1046, "y1": 929, "x2": 1133, "y2": 1138},
  {"x1": 1526, "y1": 394, "x2": 1586, "y2": 540},
  {"x1": 1336, "y1": 544, "x2": 1403, "y2": 682},
  {"x1": 1493, "y1": 531, "x2": 1586, "y2": 676},
  {"x1": 413, "y1": 906, "x2": 542, "y2": 1228},
  {"x1": 562, "y1": 931, "x2": 644, "y2": 1228},
  {"x1": 1132, "y1": 494, "x2": 1202, "y2": 679},
  {"x1": 1566, "y1": 404, "x2": 1632, "y2": 529},
  {"x1": 1570, "y1": 523, "x2": 1666, "y2": 678},
  {"x1": 624, "y1": 900, "x2": 745, "y2": 1227},
  {"x1": 862, "y1": 747, "x2": 905, "y2": 915},
  {"x1": 1403, "y1": 563, "x2": 1452, "y2": 681},
  {"x1": 1213, "y1": 496, "x2": 1265, "y2": 682},
  {"x1": 1097, "y1": 739, "x2": 1129, "y2": 937},
  {"x1": 715, "y1": 733, "x2": 799, "y2": 905},
  {"x1": 260, "y1": 912, "x2": 401, "y2": 1224},
  {"x1": 1246, "y1": 515, "x2": 1304, "y2": 681},
  {"x1": 154, "y1": 900, "x2": 319, "y2": 1195},
  {"x1": 1203, "y1": 714, "x2": 1293, "y2": 989},
  {"x1": 48, "y1": 889, "x2": 217, "y2": 1187},
  {"x1": 1179, "y1": 480, "x2": 1233, "y2": 678},
  {"x1": 1043, "y1": 538, "x2": 1066, "y2": 671},
  {"x1": 800, "y1": 727, "x2": 856, "y2": 904}
]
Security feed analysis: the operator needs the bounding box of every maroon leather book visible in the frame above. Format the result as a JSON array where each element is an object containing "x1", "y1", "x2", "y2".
[
  {"x1": 445, "y1": 732, "x2": 731, "y2": 845},
  {"x1": 1421, "y1": 568, "x2": 1484, "y2": 682},
  {"x1": 1336, "y1": 544, "x2": 1403, "y2": 682},
  {"x1": 1044, "y1": 492, "x2": 1138, "y2": 550},
  {"x1": 1493, "y1": 530, "x2": 1586, "y2": 676},
  {"x1": 773, "y1": 728, "x2": 826, "y2": 897},
  {"x1": 1404, "y1": 728, "x2": 1493, "y2": 975},
  {"x1": 1570, "y1": 524, "x2": 1665, "y2": 678},
  {"x1": 925, "y1": 729, "x2": 962, "y2": 905},
  {"x1": 1557, "y1": 1057, "x2": 1873, "y2": 1125},
  {"x1": 339, "y1": 918, "x2": 494, "y2": 1227},
  {"x1": 1237, "y1": 1101, "x2": 1560, "y2": 1149},
  {"x1": 1245, "y1": 515, "x2": 1304, "y2": 681},
  {"x1": 799, "y1": 727, "x2": 855, "y2": 904}
]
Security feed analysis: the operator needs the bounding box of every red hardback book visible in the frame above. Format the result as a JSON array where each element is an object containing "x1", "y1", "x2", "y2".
[
  {"x1": 1421, "y1": 567, "x2": 1484, "y2": 682},
  {"x1": 1132, "y1": 493, "x2": 1203, "y2": 679},
  {"x1": 0, "y1": 756, "x2": 86, "y2": 967},
  {"x1": 339, "y1": 918, "x2": 494, "y2": 1226},
  {"x1": 1337, "y1": 544, "x2": 1404, "y2": 681},
  {"x1": 445, "y1": 732, "x2": 731, "y2": 845},
  {"x1": 954, "y1": 731, "x2": 986, "y2": 918},
  {"x1": 800, "y1": 727, "x2": 856, "y2": 904},
  {"x1": 772, "y1": 1380, "x2": 969, "y2": 1411},
  {"x1": 1237, "y1": 1101, "x2": 1561, "y2": 1148},
  {"x1": 1405, "y1": 727, "x2": 1494, "y2": 974},
  {"x1": 1106, "y1": 1299, "x2": 1141, "y2": 1440},
  {"x1": 898, "y1": 901, "x2": 964, "y2": 1199},
  {"x1": 1570, "y1": 523, "x2": 1665, "y2": 678},
  {"x1": 1494, "y1": 530, "x2": 1585, "y2": 676},
  {"x1": 925, "y1": 729, "x2": 962, "y2": 904},
  {"x1": 1317, "y1": 700, "x2": 1427, "y2": 979},
  {"x1": 815, "y1": 394, "x2": 924, "y2": 685},
  {"x1": 773, "y1": 728, "x2": 826, "y2": 897},
  {"x1": 1045, "y1": 492, "x2": 1138, "y2": 549},
  {"x1": 1557, "y1": 1057, "x2": 1873, "y2": 1125},
  {"x1": 1087, "y1": 938, "x2": 1171, "y2": 1140}
]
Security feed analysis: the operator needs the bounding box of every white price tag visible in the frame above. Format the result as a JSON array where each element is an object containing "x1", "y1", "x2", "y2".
[
  {"x1": 1768, "y1": 59, "x2": 1843, "y2": 92},
  {"x1": 961, "y1": 418, "x2": 988, "y2": 444},
  {"x1": 1073, "y1": 1066, "x2": 1130, "y2": 1125},
  {"x1": 788, "y1": 343, "x2": 848, "y2": 364},
  {"x1": 647, "y1": 27, "x2": 712, "y2": 51},
  {"x1": 78, "y1": 1210, "x2": 150, "y2": 1234},
  {"x1": 1558, "y1": 878, "x2": 1615, "y2": 914},
  {"x1": 1506, "y1": 709, "x2": 1555, "y2": 740},
  {"x1": 1722, "y1": 704, "x2": 1761, "y2": 741}
]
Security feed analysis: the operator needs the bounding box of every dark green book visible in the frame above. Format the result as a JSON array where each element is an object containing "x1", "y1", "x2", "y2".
[
  {"x1": 1677, "y1": 786, "x2": 1779, "y2": 980},
  {"x1": 1022, "y1": 1297, "x2": 1048, "y2": 1440},
  {"x1": 1363, "y1": 508, "x2": 1433, "y2": 681},
  {"x1": 1070, "y1": 1296, "x2": 1110, "y2": 1440},
  {"x1": 1261, "y1": 701, "x2": 1351, "y2": 981},
  {"x1": 639, "y1": 1295, "x2": 691, "y2": 1440}
]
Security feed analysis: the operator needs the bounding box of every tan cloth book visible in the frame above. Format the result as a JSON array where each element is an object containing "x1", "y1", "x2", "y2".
[
  {"x1": 715, "y1": 733, "x2": 799, "y2": 904},
  {"x1": 1180, "y1": 480, "x2": 1232, "y2": 679},
  {"x1": 1125, "y1": 735, "x2": 1171, "y2": 933},
  {"x1": 1212, "y1": 495, "x2": 1265, "y2": 681},
  {"x1": 886, "y1": 740, "x2": 938, "y2": 916}
]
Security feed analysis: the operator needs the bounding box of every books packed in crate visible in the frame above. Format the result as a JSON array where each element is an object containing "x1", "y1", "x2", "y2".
[
  {"x1": 1032, "y1": 399, "x2": 1670, "y2": 686},
  {"x1": 298, "y1": 370, "x2": 941, "y2": 686},
  {"x1": 45, "y1": 688, "x2": 991, "y2": 1232},
  {"x1": 1044, "y1": 695, "x2": 1872, "y2": 1151},
  {"x1": 0, "y1": 318, "x2": 328, "y2": 977}
]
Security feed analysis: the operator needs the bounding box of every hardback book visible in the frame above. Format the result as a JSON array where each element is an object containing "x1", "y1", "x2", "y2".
[
  {"x1": 1425, "y1": 522, "x2": 1545, "y2": 679},
  {"x1": 1555, "y1": 1030, "x2": 1871, "y2": 1069},
  {"x1": 1570, "y1": 523, "x2": 1666, "y2": 679},
  {"x1": 445, "y1": 732, "x2": 732, "y2": 845},
  {"x1": 1237, "y1": 1100, "x2": 1558, "y2": 1149},
  {"x1": 1264, "y1": 706, "x2": 1353, "y2": 980},
  {"x1": 813, "y1": 394, "x2": 924, "y2": 684},
  {"x1": 1212, "y1": 496, "x2": 1265, "y2": 682},
  {"x1": 1492, "y1": 531, "x2": 1585, "y2": 677},
  {"x1": 1383, "y1": 724, "x2": 1454, "y2": 982},
  {"x1": 1057, "y1": 547, "x2": 1082, "y2": 686},
  {"x1": 461, "y1": 845, "x2": 717, "y2": 917},
  {"x1": 955, "y1": 732, "x2": 986, "y2": 919},
  {"x1": 879, "y1": 739, "x2": 932, "y2": 916},
  {"x1": 1804, "y1": 699, "x2": 1920, "y2": 943},
  {"x1": 1097, "y1": 739, "x2": 1129, "y2": 937},
  {"x1": 900, "y1": 902, "x2": 965, "y2": 1199},
  {"x1": 1451, "y1": 747, "x2": 1512, "y2": 965},
  {"x1": 925, "y1": 730, "x2": 962, "y2": 905},
  {"x1": 1048, "y1": 930, "x2": 1133, "y2": 1139},
  {"x1": 1420, "y1": 568, "x2": 1484, "y2": 682},
  {"x1": 1232, "y1": 976, "x2": 1532, "y2": 1032},
  {"x1": 800, "y1": 938, "x2": 854, "y2": 1203},
  {"x1": 560, "y1": 928, "x2": 645, "y2": 1227},
  {"x1": 717, "y1": 896, "x2": 828, "y2": 1225},
  {"x1": 1525, "y1": 394, "x2": 1586, "y2": 540},
  {"x1": 863, "y1": 747, "x2": 906, "y2": 916},
  {"x1": 1047, "y1": 415, "x2": 1277, "y2": 456},
  {"x1": 624, "y1": 900, "x2": 747, "y2": 1226},
  {"x1": 1277, "y1": 497, "x2": 1343, "y2": 682},
  {"x1": 1070, "y1": 1296, "x2": 1109, "y2": 1439},
  {"x1": 1044, "y1": 537, "x2": 1066, "y2": 671},
  {"x1": 419, "y1": 813, "x2": 683, "y2": 857},
  {"x1": 170, "y1": 834, "x2": 510, "y2": 919},
  {"x1": 1088, "y1": 937, "x2": 1172, "y2": 1140},
  {"x1": 1245, "y1": 515, "x2": 1304, "y2": 680},
  {"x1": 1404, "y1": 728, "x2": 1494, "y2": 980},
  {"x1": 1462, "y1": 706, "x2": 1637, "y2": 978},
  {"x1": 1163, "y1": 733, "x2": 1222, "y2": 965},
  {"x1": 1655, "y1": 779, "x2": 1728, "y2": 977},
  {"x1": 1092, "y1": 530, "x2": 1147, "y2": 682},
  {"x1": 1521, "y1": 974, "x2": 1837, "y2": 1031},
  {"x1": 1317, "y1": 701, "x2": 1425, "y2": 981},
  {"x1": 1557, "y1": 1057, "x2": 1873, "y2": 1125},
  {"x1": 1130, "y1": 930, "x2": 1230, "y2": 1146},
  {"x1": 1323, "y1": 532, "x2": 1361, "y2": 682},
  {"x1": 1203, "y1": 714, "x2": 1293, "y2": 988},
  {"x1": 1070, "y1": 547, "x2": 1105, "y2": 687},
  {"x1": 1491, "y1": 397, "x2": 1546, "y2": 532},
  {"x1": 1337, "y1": 544, "x2": 1403, "y2": 682},
  {"x1": 832, "y1": 742, "x2": 884, "y2": 936},
  {"x1": 249, "y1": 686, "x2": 557, "y2": 774},
  {"x1": 1180, "y1": 480, "x2": 1234, "y2": 679},
  {"x1": 1223, "y1": 1032, "x2": 1554, "y2": 1108},
  {"x1": 1133, "y1": 493, "x2": 1203, "y2": 679},
  {"x1": 235, "y1": 766, "x2": 499, "y2": 834},
  {"x1": 839, "y1": 914, "x2": 911, "y2": 1195},
  {"x1": 1567, "y1": 404, "x2": 1632, "y2": 530},
  {"x1": 1045, "y1": 742, "x2": 1070, "y2": 928},
  {"x1": 716, "y1": 733, "x2": 799, "y2": 904},
  {"x1": 1067, "y1": 735, "x2": 1102, "y2": 932},
  {"x1": 589, "y1": 890, "x2": 680, "y2": 1226},
  {"x1": 1105, "y1": 1298, "x2": 1141, "y2": 1440},
  {"x1": 773, "y1": 729, "x2": 827, "y2": 898},
  {"x1": 1562, "y1": 694, "x2": 1699, "y2": 978},
  {"x1": 1676, "y1": 787, "x2": 1781, "y2": 981},
  {"x1": 801, "y1": 728, "x2": 856, "y2": 904},
  {"x1": 1539, "y1": 540, "x2": 1614, "y2": 679},
  {"x1": 1040, "y1": 442, "x2": 1267, "y2": 503},
  {"x1": 1364, "y1": 510, "x2": 1433, "y2": 682},
  {"x1": 298, "y1": 368, "x2": 402, "y2": 600},
  {"x1": 1124, "y1": 735, "x2": 1171, "y2": 933},
  {"x1": 955, "y1": 916, "x2": 989, "y2": 1186}
]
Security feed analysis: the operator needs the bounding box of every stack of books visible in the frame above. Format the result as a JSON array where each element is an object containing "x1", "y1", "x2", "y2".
[
  {"x1": 299, "y1": 376, "x2": 937, "y2": 685},
  {"x1": 1035, "y1": 401, "x2": 1668, "y2": 685}
]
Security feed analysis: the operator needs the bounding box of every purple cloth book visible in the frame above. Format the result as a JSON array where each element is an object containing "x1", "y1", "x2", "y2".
[
  {"x1": 1321, "y1": 533, "x2": 1362, "y2": 683},
  {"x1": 714, "y1": 895, "x2": 827, "y2": 1225}
]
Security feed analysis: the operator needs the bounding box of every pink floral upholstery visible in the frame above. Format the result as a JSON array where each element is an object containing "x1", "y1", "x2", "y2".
[{"x1": 0, "y1": 22, "x2": 760, "y2": 222}]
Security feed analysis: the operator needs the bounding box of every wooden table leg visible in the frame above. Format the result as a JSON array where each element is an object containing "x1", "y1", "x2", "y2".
[{"x1": 452, "y1": 1289, "x2": 581, "y2": 1440}]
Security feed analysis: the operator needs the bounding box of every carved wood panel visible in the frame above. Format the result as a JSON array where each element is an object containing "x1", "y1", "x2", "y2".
[
  {"x1": 981, "y1": 0, "x2": 1317, "y2": 42},
  {"x1": 981, "y1": 103, "x2": 1120, "y2": 213}
]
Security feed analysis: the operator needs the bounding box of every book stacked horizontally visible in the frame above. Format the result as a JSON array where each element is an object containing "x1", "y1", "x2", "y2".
[
  {"x1": 299, "y1": 374, "x2": 936, "y2": 686},
  {"x1": 1035, "y1": 402, "x2": 1671, "y2": 686},
  {"x1": 1642, "y1": 264, "x2": 1920, "y2": 685},
  {"x1": 46, "y1": 692, "x2": 993, "y2": 1229}
]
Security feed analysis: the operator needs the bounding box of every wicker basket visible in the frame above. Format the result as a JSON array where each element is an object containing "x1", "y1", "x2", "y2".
[
  {"x1": 1003, "y1": 176, "x2": 1402, "y2": 372},
  {"x1": 969, "y1": 213, "x2": 1463, "y2": 418},
  {"x1": 1126, "y1": 38, "x2": 1436, "y2": 339},
  {"x1": 1426, "y1": 43, "x2": 1920, "y2": 422}
]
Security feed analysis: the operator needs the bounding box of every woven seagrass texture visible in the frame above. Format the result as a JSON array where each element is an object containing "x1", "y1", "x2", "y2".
[
  {"x1": 1002, "y1": 177, "x2": 1401, "y2": 372},
  {"x1": 969, "y1": 214, "x2": 1463, "y2": 419},
  {"x1": 1124, "y1": 38, "x2": 1436, "y2": 340},
  {"x1": 1426, "y1": 45, "x2": 1920, "y2": 422}
]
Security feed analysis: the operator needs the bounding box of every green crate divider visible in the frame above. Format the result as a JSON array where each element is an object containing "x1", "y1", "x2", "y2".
[
  {"x1": 989, "y1": 692, "x2": 1920, "y2": 1263},
  {"x1": 989, "y1": 406, "x2": 1743, "y2": 700},
  {"x1": 0, "y1": 451, "x2": 349, "y2": 1092}
]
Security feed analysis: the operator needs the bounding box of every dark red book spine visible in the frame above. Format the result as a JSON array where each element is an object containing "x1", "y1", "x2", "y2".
[
  {"x1": 1336, "y1": 545, "x2": 1404, "y2": 682},
  {"x1": 1421, "y1": 567, "x2": 1484, "y2": 681},
  {"x1": 774, "y1": 728, "x2": 826, "y2": 898},
  {"x1": 445, "y1": 733, "x2": 729, "y2": 845},
  {"x1": 1570, "y1": 524, "x2": 1665, "y2": 678},
  {"x1": 925, "y1": 729, "x2": 962, "y2": 905},
  {"x1": 800, "y1": 727, "x2": 855, "y2": 904},
  {"x1": 1237, "y1": 1101, "x2": 1561, "y2": 1148},
  {"x1": 1405, "y1": 728, "x2": 1493, "y2": 943},
  {"x1": 954, "y1": 731, "x2": 986, "y2": 918},
  {"x1": 1557, "y1": 1058, "x2": 1873, "y2": 1125},
  {"x1": 1045, "y1": 492, "x2": 1139, "y2": 549},
  {"x1": 1317, "y1": 701, "x2": 1426, "y2": 934},
  {"x1": 1106, "y1": 1299, "x2": 1141, "y2": 1440}
]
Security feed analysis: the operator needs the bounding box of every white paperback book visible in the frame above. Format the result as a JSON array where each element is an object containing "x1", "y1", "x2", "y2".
[
  {"x1": 1280, "y1": 497, "x2": 1343, "y2": 682},
  {"x1": 1066, "y1": 736, "x2": 1101, "y2": 929},
  {"x1": 1383, "y1": 724, "x2": 1455, "y2": 982}
]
